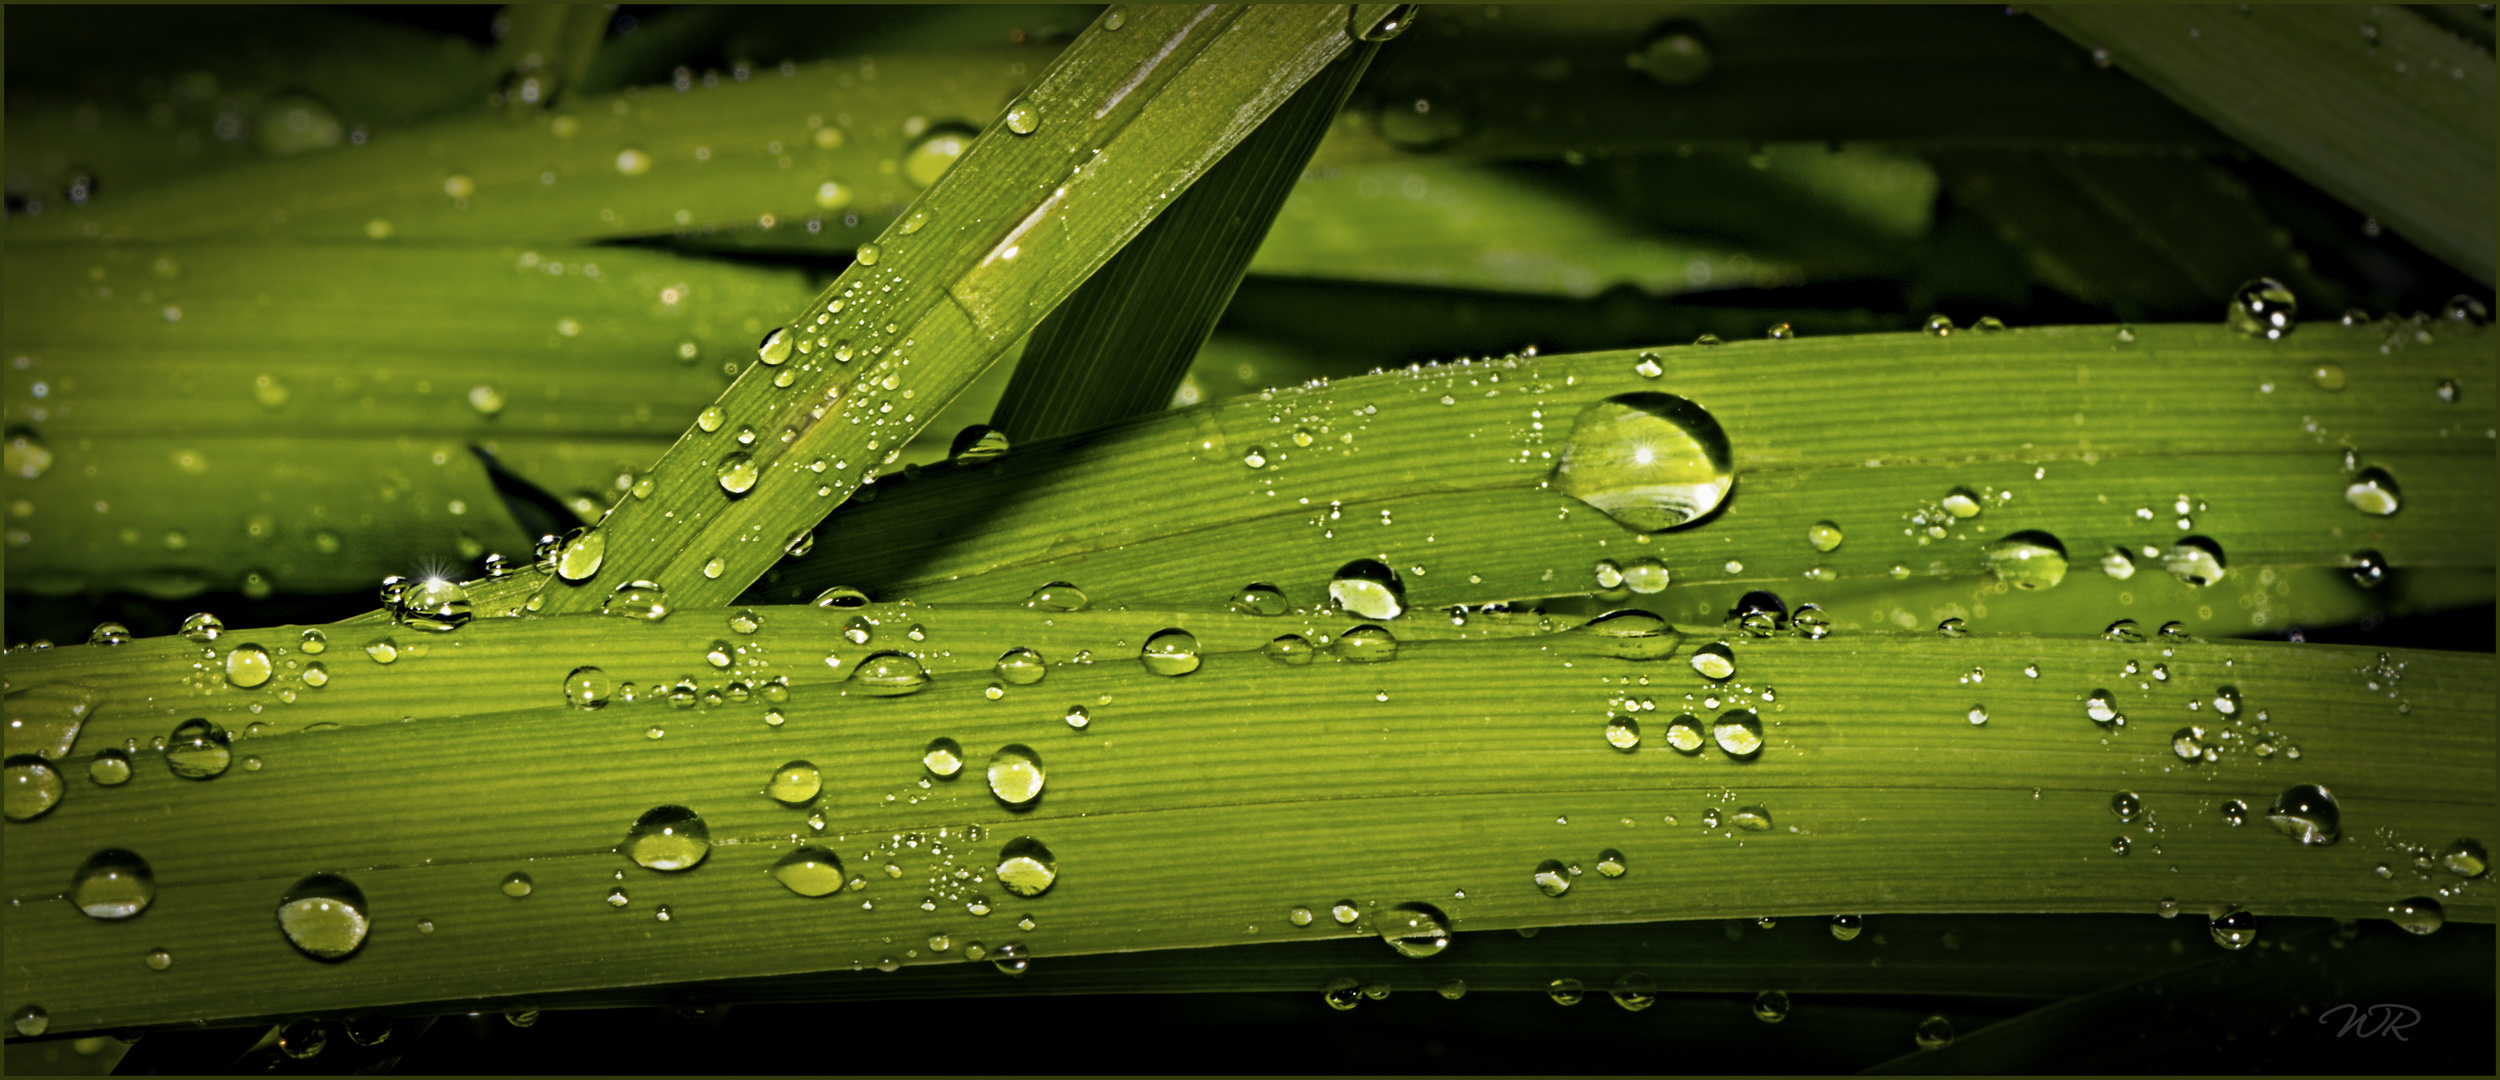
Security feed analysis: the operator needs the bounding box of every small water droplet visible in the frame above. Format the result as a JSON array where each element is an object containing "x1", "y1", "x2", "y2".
[
  {"x1": 2387, "y1": 897, "x2": 2444, "y2": 935},
  {"x1": 1603, "y1": 715, "x2": 1642, "y2": 750},
  {"x1": 1829, "y1": 914, "x2": 1863, "y2": 941},
  {"x1": 622, "y1": 805, "x2": 711, "y2": 871},
  {"x1": 87, "y1": 749, "x2": 132, "y2": 786},
  {"x1": 1731, "y1": 805, "x2": 1772, "y2": 831},
  {"x1": 1024, "y1": 581, "x2": 1089, "y2": 612},
  {"x1": 2209, "y1": 907, "x2": 2257, "y2": 950},
  {"x1": 72, "y1": 848, "x2": 157, "y2": 919},
  {"x1": 1004, "y1": 102, "x2": 1041, "y2": 135},
  {"x1": 2343, "y1": 467, "x2": 2401, "y2": 516},
  {"x1": 850, "y1": 651, "x2": 930, "y2": 696},
  {"x1": 2163, "y1": 537, "x2": 2227, "y2": 586},
  {"x1": 2308, "y1": 362, "x2": 2347, "y2": 391},
  {"x1": 1984, "y1": 531, "x2": 2069, "y2": 590},
  {"x1": 1689, "y1": 642, "x2": 1735, "y2": 680},
  {"x1": 1712, "y1": 709, "x2": 1763, "y2": 757},
  {"x1": 767, "y1": 761, "x2": 822, "y2": 805},
  {"x1": 1752, "y1": 990, "x2": 1790, "y2": 1023},
  {"x1": 499, "y1": 871, "x2": 534, "y2": 899},
  {"x1": 767, "y1": 846, "x2": 845, "y2": 897},
  {"x1": 602, "y1": 580, "x2": 670, "y2": 621},
  {"x1": 714, "y1": 452, "x2": 760, "y2": 495},
  {"x1": 1913, "y1": 1014, "x2": 1955, "y2": 1050},
  {"x1": 165, "y1": 718, "x2": 233, "y2": 779}
]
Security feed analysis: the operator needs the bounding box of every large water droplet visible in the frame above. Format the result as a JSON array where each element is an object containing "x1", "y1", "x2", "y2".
[
  {"x1": 72, "y1": 848, "x2": 156, "y2": 919},
  {"x1": 2343, "y1": 467, "x2": 2401, "y2": 516},
  {"x1": 499, "y1": 872, "x2": 533, "y2": 899},
  {"x1": 987, "y1": 745, "x2": 1045, "y2": 808},
  {"x1": 1830, "y1": 914, "x2": 1863, "y2": 941},
  {"x1": 88, "y1": 749, "x2": 132, "y2": 786},
  {"x1": 1546, "y1": 977, "x2": 1585, "y2": 1006},
  {"x1": 565, "y1": 666, "x2": 612, "y2": 708},
  {"x1": 1024, "y1": 581, "x2": 1089, "y2": 612},
  {"x1": 1553, "y1": 392, "x2": 1734, "y2": 531},
  {"x1": 2163, "y1": 537, "x2": 2227, "y2": 586},
  {"x1": 1913, "y1": 1014, "x2": 1955, "y2": 1050},
  {"x1": 923, "y1": 737, "x2": 965, "y2": 778},
  {"x1": 1806, "y1": 521, "x2": 1844, "y2": 553},
  {"x1": 1329, "y1": 560, "x2": 1406, "y2": 620},
  {"x1": 1752, "y1": 990, "x2": 1790, "y2": 1023},
  {"x1": 997, "y1": 837, "x2": 1057, "y2": 897},
  {"x1": 715, "y1": 452, "x2": 760, "y2": 495},
  {"x1": 1574, "y1": 609, "x2": 1681, "y2": 660},
  {"x1": 763, "y1": 846, "x2": 842, "y2": 897},
  {"x1": 1330, "y1": 624, "x2": 1397, "y2": 663},
  {"x1": 1689, "y1": 642, "x2": 1735, "y2": 680},
  {"x1": 1139, "y1": 629, "x2": 1202, "y2": 676},
  {"x1": 1712, "y1": 709, "x2": 1763, "y2": 758},
  {"x1": 1984, "y1": 531, "x2": 2069, "y2": 590},
  {"x1": 603, "y1": 580, "x2": 670, "y2": 621},
  {"x1": 1264, "y1": 634, "x2": 1316, "y2": 665},
  {"x1": 622, "y1": 805, "x2": 711, "y2": 870},
  {"x1": 4, "y1": 755, "x2": 64, "y2": 821},
  {"x1": 223, "y1": 643, "x2": 274, "y2": 688},
  {"x1": 277, "y1": 873, "x2": 371, "y2": 959},
  {"x1": 1620, "y1": 557, "x2": 1669, "y2": 594},
  {"x1": 1605, "y1": 716, "x2": 1641, "y2": 750},
  {"x1": 2265, "y1": 784, "x2": 2340, "y2": 845},
  {"x1": 993, "y1": 647, "x2": 1047, "y2": 686},
  {"x1": 1731, "y1": 805, "x2": 1772, "y2": 831},
  {"x1": 1324, "y1": 977, "x2": 1363, "y2": 1010},
  {"x1": 850, "y1": 651, "x2": 930, "y2": 696},
  {"x1": 1533, "y1": 858, "x2": 1572, "y2": 897},
  {"x1": 179, "y1": 612, "x2": 226, "y2": 643},
  {"x1": 10, "y1": 1005, "x2": 46, "y2": 1037},
  {"x1": 165, "y1": 718, "x2": 233, "y2": 779},
  {"x1": 767, "y1": 761, "x2": 822, "y2": 805},
  {"x1": 1229, "y1": 582, "x2": 1289, "y2": 616},
  {"x1": 1663, "y1": 714, "x2": 1706, "y2": 753},
  {"x1": 401, "y1": 579, "x2": 471, "y2": 632},
  {"x1": 2226, "y1": 277, "x2": 2297, "y2": 339},
  {"x1": 949, "y1": 424, "x2": 1011, "y2": 465},
  {"x1": 1379, "y1": 903, "x2": 1450, "y2": 957},
  {"x1": 2209, "y1": 908, "x2": 2257, "y2": 950},
  {"x1": 2387, "y1": 897, "x2": 2444, "y2": 935},
  {"x1": 757, "y1": 327, "x2": 795, "y2": 366},
  {"x1": 556, "y1": 527, "x2": 605, "y2": 582},
  {"x1": 1003, "y1": 102, "x2": 1041, "y2": 135},
  {"x1": 2440, "y1": 838, "x2": 2488, "y2": 878}
]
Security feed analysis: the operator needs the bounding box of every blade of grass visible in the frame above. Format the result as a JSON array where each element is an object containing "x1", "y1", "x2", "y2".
[
  {"x1": 3, "y1": 243, "x2": 815, "y2": 594},
  {"x1": 2031, "y1": 6, "x2": 2496, "y2": 285},
  {"x1": 2, "y1": 609, "x2": 2487, "y2": 1035},
  {"x1": 531, "y1": 4, "x2": 1372, "y2": 615},
  {"x1": 765, "y1": 323, "x2": 2494, "y2": 618},
  {"x1": 987, "y1": 36, "x2": 1379, "y2": 443}
]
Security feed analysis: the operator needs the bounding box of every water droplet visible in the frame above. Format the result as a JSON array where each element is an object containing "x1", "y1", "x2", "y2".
[
  {"x1": 87, "y1": 749, "x2": 132, "y2": 786},
  {"x1": 767, "y1": 761, "x2": 822, "y2": 805},
  {"x1": 757, "y1": 327, "x2": 795, "y2": 367},
  {"x1": 2209, "y1": 908, "x2": 2257, "y2": 950},
  {"x1": 1604, "y1": 715, "x2": 1642, "y2": 750},
  {"x1": 1140, "y1": 628, "x2": 1202, "y2": 676},
  {"x1": 1355, "y1": 2, "x2": 1420, "y2": 41},
  {"x1": 556, "y1": 527, "x2": 606, "y2": 582},
  {"x1": 70, "y1": 848, "x2": 156, "y2": 919},
  {"x1": 714, "y1": 452, "x2": 760, "y2": 495},
  {"x1": 2343, "y1": 467, "x2": 2401, "y2": 515},
  {"x1": 2265, "y1": 784, "x2": 2340, "y2": 846},
  {"x1": 2308, "y1": 362, "x2": 2346, "y2": 391},
  {"x1": 1829, "y1": 914, "x2": 1863, "y2": 941},
  {"x1": 492, "y1": 871, "x2": 534, "y2": 899},
  {"x1": 915, "y1": 737, "x2": 965, "y2": 779},
  {"x1": 1712, "y1": 709, "x2": 1762, "y2": 757},
  {"x1": 987, "y1": 745, "x2": 1045, "y2": 808},
  {"x1": 1263, "y1": 634, "x2": 1316, "y2": 666},
  {"x1": 1332, "y1": 901, "x2": 1361, "y2": 925},
  {"x1": 1004, "y1": 102, "x2": 1040, "y2": 135},
  {"x1": 622, "y1": 805, "x2": 711, "y2": 871},
  {"x1": 1207, "y1": 582, "x2": 1290, "y2": 620},
  {"x1": 401, "y1": 579, "x2": 472, "y2": 633},
  {"x1": 980, "y1": 647, "x2": 1045, "y2": 687},
  {"x1": 1663, "y1": 714, "x2": 1706, "y2": 753},
  {"x1": 997, "y1": 837, "x2": 1057, "y2": 897},
  {"x1": 1805, "y1": 520, "x2": 1844, "y2": 553},
  {"x1": 1024, "y1": 581, "x2": 1089, "y2": 612},
  {"x1": 276, "y1": 1018, "x2": 327, "y2": 1060},
  {"x1": 165, "y1": 719, "x2": 233, "y2": 779},
  {"x1": 990, "y1": 940, "x2": 1029, "y2": 976},
  {"x1": 364, "y1": 638, "x2": 399, "y2": 664},
  {"x1": 277, "y1": 873, "x2": 371, "y2": 959},
  {"x1": 1984, "y1": 531, "x2": 2069, "y2": 590},
  {"x1": 1533, "y1": 858, "x2": 1573, "y2": 897},
  {"x1": 1766, "y1": 322, "x2": 1795, "y2": 340},
  {"x1": 850, "y1": 651, "x2": 930, "y2": 696},
  {"x1": 2387, "y1": 897, "x2": 2444, "y2": 935},
  {"x1": 902, "y1": 125, "x2": 971, "y2": 187},
  {"x1": 1940, "y1": 487, "x2": 1983, "y2": 519},
  {"x1": 1752, "y1": 990, "x2": 1790, "y2": 1023},
  {"x1": 1913, "y1": 1014, "x2": 1955, "y2": 1050},
  {"x1": 2226, "y1": 277, "x2": 2297, "y2": 339},
  {"x1": 3, "y1": 755, "x2": 65, "y2": 821},
  {"x1": 2163, "y1": 537, "x2": 2227, "y2": 586},
  {"x1": 1329, "y1": 560, "x2": 1407, "y2": 620},
  {"x1": 2085, "y1": 690, "x2": 2123, "y2": 728},
  {"x1": 1731, "y1": 805, "x2": 1772, "y2": 831},
  {"x1": 213, "y1": 642, "x2": 276, "y2": 689},
  {"x1": 2345, "y1": 549, "x2": 2389, "y2": 588},
  {"x1": 2110, "y1": 791, "x2": 2142, "y2": 821},
  {"x1": 1545, "y1": 977, "x2": 1585, "y2": 1006},
  {"x1": 1573, "y1": 609, "x2": 1681, "y2": 661},
  {"x1": 1063, "y1": 704, "x2": 1092, "y2": 730},
  {"x1": 1323, "y1": 976, "x2": 1362, "y2": 1010},
  {"x1": 770, "y1": 846, "x2": 846, "y2": 897},
  {"x1": 1924, "y1": 313, "x2": 1956, "y2": 336},
  {"x1": 145, "y1": 947, "x2": 174, "y2": 971},
  {"x1": 2435, "y1": 837, "x2": 2487, "y2": 878},
  {"x1": 1609, "y1": 972, "x2": 1657, "y2": 1012},
  {"x1": 1966, "y1": 704, "x2": 1990, "y2": 725},
  {"x1": 1689, "y1": 642, "x2": 1735, "y2": 680},
  {"x1": 1553, "y1": 392, "x2": 1734, "y2": 531},
  {"x1": 1620, "y1": 557, "x2": 1669, "y2": 594},
  {"x1": 696, "y1": 405, "x2": 726, "y2": 433},
  {"x1": 603, "y1": 580, "x2": 670, "y2": 621}
]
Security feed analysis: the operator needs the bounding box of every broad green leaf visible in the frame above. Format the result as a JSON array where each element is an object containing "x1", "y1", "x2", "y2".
[
  {"x1": 989, "y1": 33, "x2": 1380, "y2": 443},
  {"x1": 2, "y1": 244, "x2": 814, "y2": 594},
  {"x1": 1, "y1": 607, "x2": 2485, "y2": 1034},
  {"x1": 767, "y1": 324, "x2": 2494, "y2": 626},
  {"x1": 2032, "y1": 6, "x2": 2496, "y2": 285},
  {"x1": 531, "y1": 5, "x2": 1371, "y2": 615}
]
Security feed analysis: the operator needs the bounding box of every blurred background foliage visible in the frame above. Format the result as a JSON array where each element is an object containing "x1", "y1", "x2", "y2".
[{"x1": 4, "y1": 4, "x2": 2493, "y2": 1073}]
